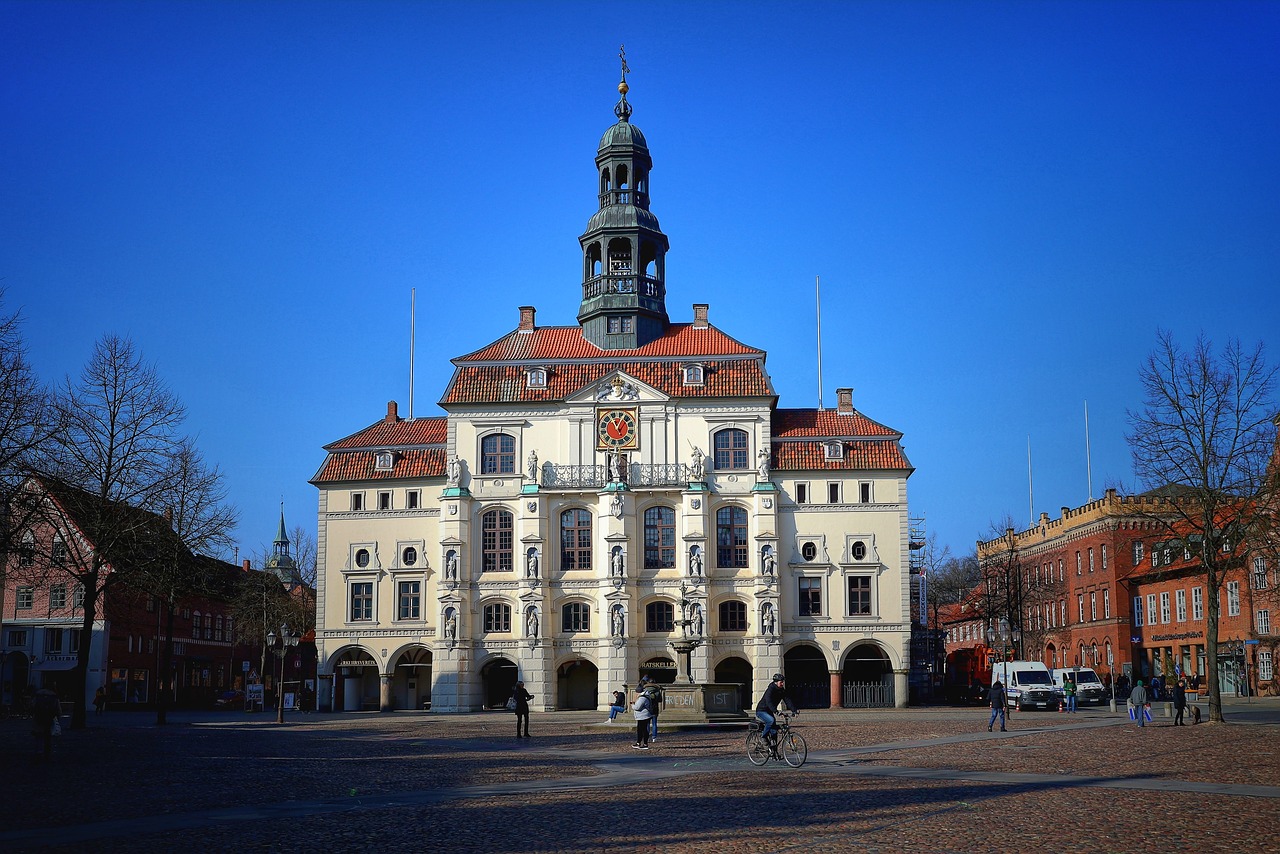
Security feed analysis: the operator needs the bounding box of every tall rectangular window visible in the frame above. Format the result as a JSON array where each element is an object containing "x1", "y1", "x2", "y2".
[
  {"x1": 1088, "y1": 548, "x2": 1094, "y2": 573},
  {"x1": 1260, "y1": 650, "x2": 1274, "y2": 682},
  {"x1": 16, "y1": 586, "x2": 33, "y2": 610},
  {"x1": 50, "y1": 583, "x2": 67, "y2": 610},
  {"x1": 1078, "y1": 594, "x2": 1085, "y2": 623},
  {"x1": 1133, "y1": 596, "x2": 1144, "y2": 627},
  {"x1": 398, "y1": 581, "x2": 420, "y2": 620},
  {"x1": 406, "y1": 490, "x2": 420, "y2": 510},
  {"x1": 798, "y1": 577, "x2": 822, "y2": 617},
  {"x1": 827, "y1": 483, "x2": 840, "y2": 504},
  {"x1": 350, "y1": 582, "x2": 373, "y2": 621},
  {"x1": 1089, "y1": 592, "x2": 1097, "y2": 621},
  {"x1": 1254, "y1": 557, "x2": 1268, "y2": 589},
  {"x1": 795, "y1": 483, "x2": 809, "y2": 504},
  {"x1": 1258, "y1": 610, "x2": 1272, "y2": 635},
  {"x1": 1101, "y1": 544, "x2": 1107, "y2": 570},
  {"x1": 1132, "y1": 541, "x2": 1144, "y2": 565},
  {"x1": 1176, "y1": 589, "x2": 1187, "y2": 622},
  {"x1": 859, "y1": 482, "x2": 873, "y2": 503},
  {"x1": 848, "y1": 576, "x2": 872, "y2": 615},
  {"x1": 378, "y1": 491, "x2": 392, "y2": 510},
  {"x1": 1160, "y1": 592, "x2": 1171, "y2": 624},
  {"x1": 1147, "y1": 594, "x2": 1158, "y2": 625},
  {"x1": 1103, "y1": 588, "x2": 1111, "y2": 618},
  {"x1": 1227, "y1": 581, "x2": 1241, "y2": 617},
  {"x1": 1192, "y1": 586, "x2": 1204, "y2": 620},
  {"x1": 45, "y1": 629, "x2": 64, "y2": 654}
]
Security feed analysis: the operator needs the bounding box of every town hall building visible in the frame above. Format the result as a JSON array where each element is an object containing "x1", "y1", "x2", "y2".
[{"x1": 311, "y1": 69, "x2": 917, "y2": 713}]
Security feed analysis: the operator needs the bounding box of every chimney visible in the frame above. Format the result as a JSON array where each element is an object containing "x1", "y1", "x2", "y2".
[
  {"x1": 385, "y1": 401, "x2": 399, "y2": 423},
  {"x1": 692, "y1": 304, "x2": 709, "y2": 328},
  {"x1": 242, "y1": 559, "x2": 251, "y2": 572},
  {"x1": 835, "y1": 387, "x2": 854, "y2": 414},
  {"x1": 518, "y1": 306, "x2": 536, "y2": 331}
]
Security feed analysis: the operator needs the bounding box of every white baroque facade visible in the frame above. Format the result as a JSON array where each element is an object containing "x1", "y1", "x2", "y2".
[{"x1": 312, "y1": 76, "x2": 915, "y2": 713}]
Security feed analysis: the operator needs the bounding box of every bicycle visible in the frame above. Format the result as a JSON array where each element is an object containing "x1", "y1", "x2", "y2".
[{"x1": 745, "y1": 711, "x2": 807, "y2": 767}]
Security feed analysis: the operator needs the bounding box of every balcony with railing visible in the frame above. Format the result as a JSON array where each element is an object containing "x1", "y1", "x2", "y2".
[
  {"x1": 598, "y1": 189, "x2": 648, "y2": 208},
  {"x1": 540, "y1": 462, "x2": 690, "y2": 490},
  {"x1": 582, "y1": 274, "x2": 664, "y2": 301}
]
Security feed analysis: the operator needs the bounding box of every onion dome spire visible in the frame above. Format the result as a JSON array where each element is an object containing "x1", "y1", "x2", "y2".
[{"x1": 614, "y1": 43, "x2": 633, "y2": 122}]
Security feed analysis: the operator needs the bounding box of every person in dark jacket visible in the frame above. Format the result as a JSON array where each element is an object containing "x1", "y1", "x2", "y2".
[
  {"x1": 511, "y1": 681, "x2": 534, "y2": 738},
  {"x1": 1173, "y1": 678, "x2": 1188, "y2": 726},
  {"x1": 32, "y1": 688, "x2": 60, "y2": 760},
  {"x1": 755, "y1": 673, "x2": 797, "y2": 743},
  {"x1": 988, "y1": 679, "x2": 1007, "y2": 732},
  {"x1": 1130, "y1": 679, "x2": 1149, "y2": 727}
]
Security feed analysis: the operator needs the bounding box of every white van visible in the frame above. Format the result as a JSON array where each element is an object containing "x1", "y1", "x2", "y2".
[
  {"x1": 991, "y1": 661, "x2": 1060, "y2": 711},
  {"x1": 1051, "y1": 667, "x2": 1107, "y2": 706}
]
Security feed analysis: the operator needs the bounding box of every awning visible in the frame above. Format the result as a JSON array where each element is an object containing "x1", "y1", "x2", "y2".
[{"x1": 33, "y1": 658, "x2": 78, "y2": 671}]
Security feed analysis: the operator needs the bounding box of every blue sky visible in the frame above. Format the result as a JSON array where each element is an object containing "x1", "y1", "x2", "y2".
[{"x1": 3, "y1": 1, "x2": 1278, "y2": 562}]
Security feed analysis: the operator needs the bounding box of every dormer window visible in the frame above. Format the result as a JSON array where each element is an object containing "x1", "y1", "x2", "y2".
[
  {"x1": 682, "y1": 363, "x2": 704, "y2": 386},
  {"x1": 375, "y1": 451, "x2": 395, "y2": 471},
  {"x1": 823, "y1": 441, "x2": 843, "y2": 460},
  {"x1": 526, "y1": 367, "x2": 548, "y2": 389}
]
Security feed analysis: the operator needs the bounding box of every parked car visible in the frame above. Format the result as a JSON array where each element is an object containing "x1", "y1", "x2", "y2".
[{"x1": 213, "y1": 690, "x2": 244, "y2": 710}]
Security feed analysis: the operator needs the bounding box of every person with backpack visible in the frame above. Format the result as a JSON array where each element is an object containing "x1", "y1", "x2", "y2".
[
  {"x1": 643, "y1": 682, "x2": 663, "y2": 742},
  {"x1": 987, "y1": 678, "x2": 1007, "y2": 732},
  {"x1": 631, "y1": 686, "x2": 653, "y2": 749}
]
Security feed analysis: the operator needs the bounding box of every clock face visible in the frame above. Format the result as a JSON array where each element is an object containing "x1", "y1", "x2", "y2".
[{"x1": 597, "y1": 408, "x2": 639, "y2": 450}]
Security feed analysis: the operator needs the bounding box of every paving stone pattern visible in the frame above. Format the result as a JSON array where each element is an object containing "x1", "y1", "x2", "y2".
[{"x1": 2, "y1": 699, "x2": 1277, "y2": 853}]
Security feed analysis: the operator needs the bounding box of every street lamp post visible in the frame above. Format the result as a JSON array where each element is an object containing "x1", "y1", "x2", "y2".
[
  {"x1": 266, "y1": 624, "x2": 301, "y2": 724},
  {"x1": 986, "y1": 617, "x2": 1021, "y2": 705}
]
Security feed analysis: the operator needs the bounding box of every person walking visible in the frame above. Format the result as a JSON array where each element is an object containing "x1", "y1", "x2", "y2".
[
  {"x1": 606, "y1": 687, "x2": 627, "y2": 723},
  {"x1": 1130, "y1": 679, "x2": 1149, "y2": 728},
  {"x1": 1064, "y1": 675, "x2": 1077, "y2": 713},
  {"x1": 511, "y1": 681, "x2": 533, "y2": 739},
  {"x1": 988, "y1": 678, "x2": 1007, "y2": 732},
  {"x1": 93, "y1": 686, "x2": 107, "y2": 715},
  {"x1": 1173, "y1": 678, "x2": 1188, "y2": 726},
  {"x1": 631, "y1": 686, "x2": 653, "y2": 749}
]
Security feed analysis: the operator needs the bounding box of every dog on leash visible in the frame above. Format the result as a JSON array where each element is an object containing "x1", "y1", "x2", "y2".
[{"x1": 1191, "y1": 705, "x2": 1202, "y2": 725}]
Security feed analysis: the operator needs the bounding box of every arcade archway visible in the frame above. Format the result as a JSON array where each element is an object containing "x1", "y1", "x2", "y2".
[
  {"x1": 557, "y1": 658, "x2": 599, "y2": 709},
  {"x1": 640, "y1": 655, "x2": 677, "y2": 685},
  {"x1": 783, "y1": 644, "x2": 831, "y2": 708},
  {"x1": 391, "y1": 647, "x2": 432, "y2": 711},
  {"x1": 841, "y1": 643, "x2": 894, "y2": 708},
  {"x1": 480, "y1": 656, "x2": 519, "y2": 710}
]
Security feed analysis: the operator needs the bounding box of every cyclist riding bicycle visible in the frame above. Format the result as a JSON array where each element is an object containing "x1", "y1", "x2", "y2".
[{"x1": 755, "y1": 673, "x2": 798, "y2": 745}]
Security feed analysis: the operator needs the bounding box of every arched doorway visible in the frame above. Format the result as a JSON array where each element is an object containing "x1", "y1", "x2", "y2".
[
  {"x1": 783, "y1": 644, "x2": 830, "y2": 708},
  {"x1": 392, "y1": 647, "x2": 432, "y2": 711},
  {"x1": 480, "y1": 656, "x2": 519, "y2": 710},
  {"x1": 334, "y1": 648, "x2": 379, "y2": 712},
  {"x1": 640, "y1": 656, "x2": 677, "y2": 685},
  {"x1": 557, "y1": 658, "x2": 599, "y2": 709},
  {"x1": 841, "y1": 644, "x2": 893, "y2": 708},
  {"x1": 713, "y1": 656, "x2": 753, "y2": 709},
  {"x1": 1046, "y1": 643, "x2": 1058, "y2": 669}
]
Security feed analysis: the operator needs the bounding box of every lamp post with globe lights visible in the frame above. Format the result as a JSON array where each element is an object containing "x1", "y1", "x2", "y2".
[{"x1": 266, "y1": 625, "x2": 301, "y2": 723}]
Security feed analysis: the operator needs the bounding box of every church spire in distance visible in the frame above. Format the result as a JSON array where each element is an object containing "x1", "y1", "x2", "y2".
[{"x1": 578, "y1": 45, "x2": 671, "y2": 350}]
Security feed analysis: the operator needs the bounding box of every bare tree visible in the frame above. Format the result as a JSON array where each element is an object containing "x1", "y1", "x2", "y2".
[
  {"x1": 289, "y1": 525, "x2": 317, "y2": 589},
  {"x1": 128, "y1": 438, "x2": 239, "y2": 725},
  {"x1": 43, "y1": 336, "x2": 186, "y2": 728},
  {"x1": 1126, "y1": 330, "x2": 1278, "y2": 723}
]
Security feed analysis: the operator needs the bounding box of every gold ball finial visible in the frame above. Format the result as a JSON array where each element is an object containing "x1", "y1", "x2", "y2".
[{"x1": 618, "y1": 81, "x2": 629, "y2": 95}]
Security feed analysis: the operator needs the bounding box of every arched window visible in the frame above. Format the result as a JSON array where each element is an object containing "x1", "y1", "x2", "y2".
[
  {"x1": 560, "y1": 508, "x2": 592, "y2": 570},
  {"x1": 480, "y1": 434, "x2": 515, "y2": 474},
  {"x1": 482, "y1": 508, "x2": 513, "y2": 572},
  {"x1": 719, "y1": 600, "x2": 747, "y2": 632},
  {"x1": 483, "y1": 602, "x2": 512, "y2": 633},
  {"x1": 716, "y1": 506, "x2": 748, "y2": 568},
  {"x1": 562, "y1": 602, "x2": 591, "y2": 633},
  {"x1": 18, "y1": 530, "x2": 34, "y2": 566},
  {"x1": 645, "y1": 601, "x2": 675, "y2": 633},
  {"x1": 643, "y1": 506, "x2": 676, "y2": 568},
  {"x1": 713, "y1": 429, "x2": 749, "y2": 470},
  {"x1": 51, "y1": 532, "x2": 67, "y2": 565}
]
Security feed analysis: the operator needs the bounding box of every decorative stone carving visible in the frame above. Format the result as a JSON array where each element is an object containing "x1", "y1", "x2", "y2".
[
  {"x1": 444, "y1": 608, "x2": 458, "y2": 648},
  {"x1": 756, "y1": 447, "x2": 770, "y2": 481},
  {"x1": 611, "y1": 604, "x2": 625, "y2": 638},
  {"x1": 609, "y1": 492, "x2": 624, "y2": 519},
  {"x1": 761, "y1": 602, "x2": 777, "y2": 639},
  {"x1": 761, "y1": 545, "x2": 776, "y2": 578},
  {"x1": 688, "y1": 545, "x2": 704, "y2": 578},
  {"x1": 526, "y1": 450, "x2": 539, "y2": 483},
  {"x1": 610, "y1": 547, "x2": 625, "y2": 583},
  {"x1": 447, "y1": 455, "x2": 462, "y2": 486},
  {"x1": 444, "y1": 550, "x2": 459, "y2": 583},
  {"x1": 690, "y1": 446, "x2": 705, "y2": 481},
  {"x1": 526, "y1": 548, "x2": 540, "y2": 580}
]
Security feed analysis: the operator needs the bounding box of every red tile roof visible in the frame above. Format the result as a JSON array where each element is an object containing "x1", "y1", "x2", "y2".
[
  {"x1": 771, "y1": 440, "x2": 913, "y2": 472},
  {"x1": 325, "y1": 416, "x2": 448, "y2": 451},
  {"x1": 772, "y1": 409, "x2": 900, "y2": 438},
  {"x1": 312, "y1": 447, "x2": 446, "y2": 484},
  {"x1": 442, "y1": 359, "x2": 773, "y2": 405},
  {"x1": 454, "y1": 323, "x2": 763, "y2": 363}
]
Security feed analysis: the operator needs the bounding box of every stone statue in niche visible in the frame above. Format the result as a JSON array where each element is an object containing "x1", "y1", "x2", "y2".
[
  {"x1": 526, "y1": 549, "x2": 539, "y2": 579},
  {"x1": 526, "y1": 607, "x2": 540, "y2": 639},
  {"x1": 444, "y1": 550, "x2": 459, "y2": 582},
  {"x1": 611, "y1": 605, "x2": 625, "y2": 638},
  {"x1": 688, "y1": 545, "x2": 704, "y2": 578},
  {"x1": 610, "y1": 491, "x2": 624, "y2": 519},
  {"x1": 444, "y1": 609, "x2": 458, "y2": 646},
  {"x1": 447, "y1": 455, "x2": 462, "y2": 486},
  {"x1": 762, "y1": 603, "x2": 777, "y2": 638},
  {"x1": 611, "y1": 547, "x2": 625, "y2": 581},
  {"x1": 761, "y1": 546, "x2": 776, "y2": 578},
  {"x1": 691, "y1": 603, "x2": 704, "y2": 637},
  {"x1": 526, "y1": 450, "x2": 539, "y2": 483},
  {"x1": 757, "y1": 447, "x2": 771, "y2": 480}
]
